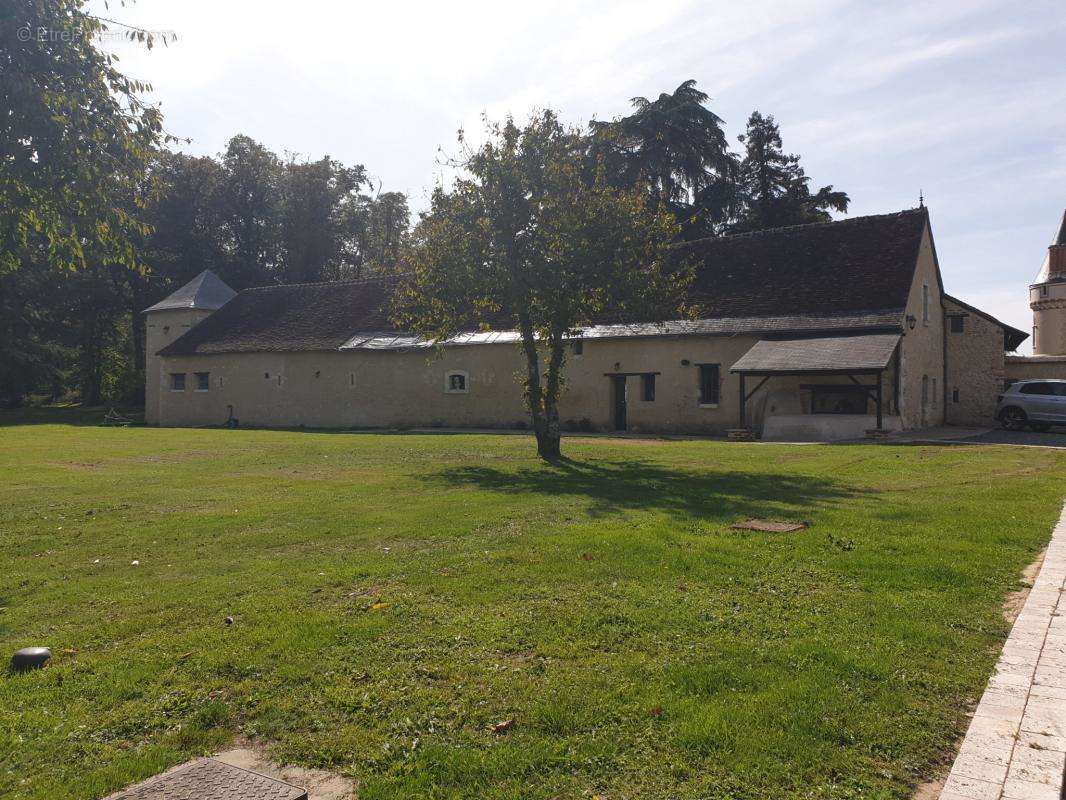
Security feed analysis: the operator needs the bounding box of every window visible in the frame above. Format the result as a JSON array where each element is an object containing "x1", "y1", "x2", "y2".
[
  {"x1": 1042, "y1": 285, "x2": 1049, "y2": 297},
  {"x1": 922, "y1": 284, "x2": 930, "y2": 324},
  {"x1": 950, "y1": 315, "x2": 965, "y2": 333},
  {"x1": 445, "y1": 371, "x2": 469, "y2": 393},
  {"x1": 932, "y1": 377, "x2": 937, "y2": 405},
  {"x1": 811, "y1": 386, "x2": 868, "y2": 414},
  {"x1": 698, "y1": 364, "x2": 719, "y2": 406},
  {"x1": 1020, "y1": 382, "x2": 1055, "y2": 396},
  {"x1": 194, "y1": 372, "x2": 210, "y2": 392},
  {"x1": 642, "y1": 373, "x2": 656, "y2": 402},
  {"x1": 952, "y1": 388, "x2": 960, "y2": 403},
  {"x1": 170, "y1": 373, "x2": 185, "y2": 391},
  {"x1": 571, "y1": 340, "x2": 584, "y2": 357},
  {"x1": 1055, "y1": 384, "x2": 1066, "y2": 397}
]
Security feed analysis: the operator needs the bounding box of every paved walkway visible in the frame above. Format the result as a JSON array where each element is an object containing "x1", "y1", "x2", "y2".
[{"x1": 940, "y1": 502, "x2": 1066, "y2": 800}]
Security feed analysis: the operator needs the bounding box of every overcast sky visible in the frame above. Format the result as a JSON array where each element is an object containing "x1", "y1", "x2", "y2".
[{"x1": 92, "y1": 0, "x2": 1065, "y2": 353}]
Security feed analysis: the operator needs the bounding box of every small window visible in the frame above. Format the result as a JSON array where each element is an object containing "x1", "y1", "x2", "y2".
[
  {"x1": 952, "y1": 388, "x2": 960, "y2": 403},
  {"x1": 642, "y1": 373, "x2": 656, "y2": 402},
  {"x1": 1054, "y1": 384, "x2": 1066, "y2": 397},
  {"x1": 445, "y1": 371, "x2": 469, "y2": 394},
  {"x1": 922, "y1": 284, "x2": 930, "y2": 324},
  {"x1": 950, "y1": 315, "x2": 965, "y2": 333},
  {"x1": 170, "y1": 373, "x2": 185, "y2": 391},
  {"x1": 571, "y1": 340, "x2": 584, "y2": 357},
  {"x1": 1020, "y1": 382, "x2": 1054, "y2": 396},
  {"x1": 1042, "y1": 285, "x2": 1049, "y2": 297},
  {"x1": 194, "y1": 372, "x2": 210, "y2": 391},
  {"x1": 932, "y1": 377, "x2": 937, "y2": 405},
  {"x1": 698, "y1": 364, "x2": 719, "y2": 406}
]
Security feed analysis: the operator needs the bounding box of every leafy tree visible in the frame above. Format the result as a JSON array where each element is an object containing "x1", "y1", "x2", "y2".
[
  {"x1": 590, "y1": 80, "x2": 736, "y2": 237},
  {"x1": 217, "y1": 135, "x2": 282, "y2": 288},
  {"x1": 393, "y1": 112, "x2": 684, "y2": 460},
  {"x1": 278, "y1": 156, "x2": 369, "y2": 284},
  {"x1": 0, "y1": 1, "x2": 164, "y2": 273},
  {"x1": 361, "y1": 190, "x2": 409, "y2": 273},
  {"x1": 731, "y1": 111, "x2": 849, "y2": 232},
  {"x1": 0, "y1": 1, "x2": 167, "y2": 406}
]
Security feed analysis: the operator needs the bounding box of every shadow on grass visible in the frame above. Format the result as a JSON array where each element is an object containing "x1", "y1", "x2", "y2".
[
  {"x1": 0, "y1": 405, "x2": 145, "y2": 427},
  {"x1": 424, "y1": 456, "x2": 859, "y2": 519}
]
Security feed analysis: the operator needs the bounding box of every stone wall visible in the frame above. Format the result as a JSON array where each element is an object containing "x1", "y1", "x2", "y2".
[
  {"x1": 150, "y1": 332, "x2": 905, "y2": 437},
  {"x1": 1005, "y1": 356, "x2": 1066, "y2": 383},
  {"x1": 898, "y1": 227, "x2": 946, "y2": 428},
  {"x1": 944, "y1": 297, "x2": 1008, "y2": 426}
]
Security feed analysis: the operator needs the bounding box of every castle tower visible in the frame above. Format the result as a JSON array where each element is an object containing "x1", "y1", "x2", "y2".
[
  {"x1": 1030, "y1": 210, "x2": 1066, "y2": 356},
  {"x1": 143, "y1": 271, "x2": 235, "y2": 425}
]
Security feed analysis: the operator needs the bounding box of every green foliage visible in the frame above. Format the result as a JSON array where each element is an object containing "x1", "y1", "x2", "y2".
[
  {"x1": 394, "y1": 111, "x2": 684, "y2": 458},
  {"x1": 1, "y1": 423, "x2": 1064, "y2": 798},
  {"x1": 590, "y1": 80, "x2": 737, "y2": 235},
  {"x1": 589, "y1": 82, "x2": 850, "y2": 239},
  {"x1": 731, "y1": 111, "x2": 850, "y2": 233},
  {"x1": 0, "y1": 0, "x2": 164, "y2": 273}
]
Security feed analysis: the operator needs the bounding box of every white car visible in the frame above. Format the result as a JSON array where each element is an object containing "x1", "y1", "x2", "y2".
[{"x1": 996, "y1": 380, "x2": 1066, "y2": 431}]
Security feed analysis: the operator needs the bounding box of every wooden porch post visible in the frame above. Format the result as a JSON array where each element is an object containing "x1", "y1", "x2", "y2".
[
  {"x1": 739, "y1": 373, "x2": 746, "y2": 428},
  {"x1": 876, "y1": 370, "x2": 884, "y2": 430}
]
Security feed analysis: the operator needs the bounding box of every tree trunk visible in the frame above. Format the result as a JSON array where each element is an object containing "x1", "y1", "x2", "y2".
[
  {"x1": 538, "y1": 330, "x2": 565, "y2": 460},
  {"x1": 518, "y1": 314, "x2": 561, "y2": 460}
]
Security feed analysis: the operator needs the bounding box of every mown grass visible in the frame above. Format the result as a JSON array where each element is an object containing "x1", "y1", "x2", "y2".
[{"x1": 0, "y1": 416, "x2": 1064, "y2": 799}]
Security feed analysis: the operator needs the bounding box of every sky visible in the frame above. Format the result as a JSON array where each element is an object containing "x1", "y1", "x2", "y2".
[{"x1": 91, "y1": 0, "x2": 1066, "y2": 353}]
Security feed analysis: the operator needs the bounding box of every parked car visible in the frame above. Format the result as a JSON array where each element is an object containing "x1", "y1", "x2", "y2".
[{"x1": 996, "y1": 380, "x2": 1066, "y2": 431}]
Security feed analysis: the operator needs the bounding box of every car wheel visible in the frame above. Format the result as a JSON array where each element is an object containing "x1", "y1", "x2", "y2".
[
  {"x1": 1000, "y1": 407, "x2": 1028, "y2": 431},
  {"x1": 1030, "y1": 422, "x2": 1052, "y2": 432}
]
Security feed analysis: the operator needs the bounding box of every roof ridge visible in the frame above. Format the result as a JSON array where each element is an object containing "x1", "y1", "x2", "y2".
[
  {"x1": 242, "y1": 275, "x2": 397, "y2": 292},
  {"x1": 681, "y1": 207, "x2": 927, "y2": 248}
]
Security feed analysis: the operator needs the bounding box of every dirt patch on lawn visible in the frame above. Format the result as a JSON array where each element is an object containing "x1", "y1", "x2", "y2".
[
  {"x1": 910, "y1": 546, "x2": 1048, "y2": 799},
  {"x1": 1003, "y1": 547, "x2": 1045, "y2": 624},
  {"x1": 214, "y1": 741, "x2": 355, "y2": 800}
]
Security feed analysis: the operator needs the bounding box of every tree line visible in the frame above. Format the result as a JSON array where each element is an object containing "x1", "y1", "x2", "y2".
[{"x1": 1, "y1": 2, "x2": 848, "y2": 434}]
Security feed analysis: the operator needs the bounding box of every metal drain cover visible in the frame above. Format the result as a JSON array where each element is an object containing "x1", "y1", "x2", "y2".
[{"x1": 104, "y1": 757, "x2": 307, "y2": 800}]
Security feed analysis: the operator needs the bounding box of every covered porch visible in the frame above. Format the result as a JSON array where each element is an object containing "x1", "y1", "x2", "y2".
[{"x1": 730, "y1": 333, "x2": 903, "y2": 442}]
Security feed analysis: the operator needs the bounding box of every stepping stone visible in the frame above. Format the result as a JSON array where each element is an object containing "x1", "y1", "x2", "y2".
[{"x1": 104, "y1": 757, "x2": 307, "y2": 800}]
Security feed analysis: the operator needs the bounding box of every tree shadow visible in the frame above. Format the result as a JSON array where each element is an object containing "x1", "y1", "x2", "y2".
[{"x1": 424, "y1": 456, "x2": 860, "y2": 520}]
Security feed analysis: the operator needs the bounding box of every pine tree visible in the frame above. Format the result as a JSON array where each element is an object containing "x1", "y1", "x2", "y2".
[{"x1": 732, "y1": 111, "x2": 848, "y2": 233}]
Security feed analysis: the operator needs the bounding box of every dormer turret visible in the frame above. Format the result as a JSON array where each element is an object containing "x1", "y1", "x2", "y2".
[{"x1": 143, "y1": 270, "x2": 235, "y2": 424}]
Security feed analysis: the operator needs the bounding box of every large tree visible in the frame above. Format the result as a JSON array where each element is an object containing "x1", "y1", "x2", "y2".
[
  {"x1": 731, "y1": 111, "x2": 849, "y2": 232},
  {"x1": 0, "y1": 1, "x2": 164, "y2": 272},
  {"x1": 0, "y1": 1, "x2": 166, "y2": 406},
  {"x1": 589, "y1": 80, "x2": 736, "y2": 238},
  {"x1": 393, "y1": 112, "x2": 684, "y2": 460}
]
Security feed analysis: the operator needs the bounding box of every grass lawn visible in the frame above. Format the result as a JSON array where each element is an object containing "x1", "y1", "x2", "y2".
[{"x1": 1, "y1": 418, "x2": 1065, "y2": 800}]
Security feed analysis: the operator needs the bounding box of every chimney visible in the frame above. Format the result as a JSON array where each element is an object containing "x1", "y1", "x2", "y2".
[{"x1": 1049, "y1": 209, "x2": 1066, "y2": 278}]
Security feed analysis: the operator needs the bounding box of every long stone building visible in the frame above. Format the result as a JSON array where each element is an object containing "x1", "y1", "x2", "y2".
[{"x1": 144, "y1": 207, "x2": 1028, "y2": 441}]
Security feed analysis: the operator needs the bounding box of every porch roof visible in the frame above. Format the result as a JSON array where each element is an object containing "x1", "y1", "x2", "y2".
[{"x1": 730, "y1": 333, "x2": 901, "y2": 375}]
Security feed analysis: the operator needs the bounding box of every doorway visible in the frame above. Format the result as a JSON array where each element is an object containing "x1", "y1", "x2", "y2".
[{"x1": 612, "y1": 375, "x2": 627, "y2": 431}]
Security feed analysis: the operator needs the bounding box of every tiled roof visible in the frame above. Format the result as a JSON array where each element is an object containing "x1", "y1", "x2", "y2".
[
  {"x1": 681, "y1": 208, "x2": 928, "y2": 318},
  {"x1": 160, "y1": 210, "x2": 929, "y2": 357},
  {"x1": 158, "y1": 279, "x2": 394, "y2": 356},
  {"x1": 144, "y1": 270, "x2": 237, "y2": 312},
  {"x1": 730, "y1": 333, "x2": 902, "y2": 373}
]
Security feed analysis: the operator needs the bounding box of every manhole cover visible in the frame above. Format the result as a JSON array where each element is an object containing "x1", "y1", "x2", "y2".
[
  {"x1": 104, "y1": 757, "x2": 307, "y2": 800},
  {"x1": 730, "y1": 519, "x2": 808, "y2": 533}
]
